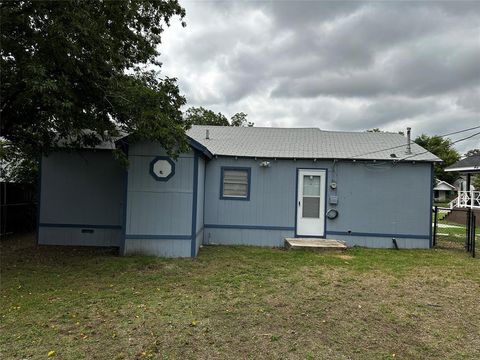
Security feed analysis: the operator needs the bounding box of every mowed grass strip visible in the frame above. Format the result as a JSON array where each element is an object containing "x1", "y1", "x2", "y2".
[
  {"x1": 1, "y1": 234, "x2": 479, "y2": 360},
  {"x1": 435, "y1": 217, "x2": 480, "y2": 250}
]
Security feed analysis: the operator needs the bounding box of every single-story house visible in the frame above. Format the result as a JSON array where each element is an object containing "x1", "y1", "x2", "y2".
[
  {"x1": 37, "y1": 126, "x2": 440, "y2": 257},
  {"x1": 433, "y1": 180, "x2": 456, "y2": 201},
  {"x1": 445, "y1": 154, "x2": 480, "y2": 212},
  {"x1": 454, "y1": 177, "x2": 476, "y2": 192}
]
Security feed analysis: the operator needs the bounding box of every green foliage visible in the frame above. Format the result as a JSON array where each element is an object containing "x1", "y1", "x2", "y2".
[
  {"x1": 0, "y1": 140, "x2": 38, "y2": 183},
  {"x1": 185, "y1": 107, "x2": 230, "y2": 126},
  {"x1": 366, "y1": 128, "x2": 404, "y2": 135},
  {"x1": 414, "y1": 134, "x2": 460, "y2": 183},
  {"x1": 230, "y1": 112, "x2": 254, "y2": 127},
  {"x1": 186, "y1": 107, "x2": 254, "y2": 127},
  {"x1": 464, "y1": 149, "x2": 480, "y2": 189},
  {"x1": 464, "y1": 149, "x2": 480, "y2": 157},
  {"x1": 474, "y1": 175, "x2": 480, "y2": 190},
  {"x1": 1, "y1": 0, "x2": 187, "y2": 182}
]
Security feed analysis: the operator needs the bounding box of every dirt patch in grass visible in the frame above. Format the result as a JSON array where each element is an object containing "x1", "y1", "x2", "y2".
[
  {"x1": 333, "y1": 254, "x2": 354, "y2": 260},
  {"x1": 1, "y1": 234, "x2": 479, "y2": 359}
]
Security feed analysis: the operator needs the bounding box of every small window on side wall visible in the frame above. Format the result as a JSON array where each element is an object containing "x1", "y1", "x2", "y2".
[{"x1": 221, "y1": 167, "x2": 250, "y2": 200}]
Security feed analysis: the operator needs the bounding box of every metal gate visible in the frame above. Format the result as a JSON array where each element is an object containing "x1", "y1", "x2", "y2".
[{"x1": 432, "y1": 206, "x2": 476, "y2": 257}]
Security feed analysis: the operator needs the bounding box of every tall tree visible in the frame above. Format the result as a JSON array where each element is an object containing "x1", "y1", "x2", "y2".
[
  {"x1": 1, "y1": 0, "x2": 187, "y2": 182},
  {"x1": 185, "y1": 107, "x2": 254, "y2": 127},
  {"x1": 230, "y1": 112, "x2": 254, "y2": 127},
  {"x1": 414, "y1": 134, "x2": 460, "y2": 183},
  {"x1": 184, "y1": 107, "x2": 229, "y2": 126}
]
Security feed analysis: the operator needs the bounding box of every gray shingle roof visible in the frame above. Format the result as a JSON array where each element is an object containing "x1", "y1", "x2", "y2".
[
  {"x1": 187, "y1": 125, "x2": 441, "y2": 162},
  {"x1": 445, "y1": 154, "x2": 480, "y2": 172}
]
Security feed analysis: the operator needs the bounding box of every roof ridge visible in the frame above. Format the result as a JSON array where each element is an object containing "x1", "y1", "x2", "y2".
[
  {"x1": 190, "y1": 125, "x2": 320, "y2": 130},
  {"x1": 186, "y1": 125, "x2": 440, "y2": 162},
  {"x1": 190, "y1": 125, "x2": 405, "y2": 136}
]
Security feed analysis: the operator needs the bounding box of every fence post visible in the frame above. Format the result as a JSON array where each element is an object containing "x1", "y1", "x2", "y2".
[
  {"x1": 471, "y1": 213, "x2": 476, "y2": 258},
  {"x1": 466, "y1": 208, "x2": 471, "y2": 252},
  {"x1": 433, "y1": 206, "x2": 438, "y2": 247}
]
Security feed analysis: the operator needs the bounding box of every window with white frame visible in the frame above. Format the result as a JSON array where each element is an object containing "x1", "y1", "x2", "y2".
[{"x1": 221, "y1": 168, "x2": 250, "y2": 200}]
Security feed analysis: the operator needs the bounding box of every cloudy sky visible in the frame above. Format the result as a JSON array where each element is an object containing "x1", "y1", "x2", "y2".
[{"x1": 159, "y1": 1, "x2": 480, "y2": 154}]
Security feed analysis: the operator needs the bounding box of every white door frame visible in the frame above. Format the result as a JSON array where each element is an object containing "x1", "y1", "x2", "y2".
[{"x1": 296, "y1": 169, "x2": 327, "y2": 237}]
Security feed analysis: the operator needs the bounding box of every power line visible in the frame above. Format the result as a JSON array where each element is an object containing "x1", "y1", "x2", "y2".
[
  {"x1": 450, "y1": 130, "x2": 480, "y2": 145},
  {"x1": 399, "y1": 131, "x2": 480, "y2": 162},
  {"x1": 351, "y1": 142, "x2": 410, "y2": 159},
  {"x1": 351, "y1": 125, "x2": 480, "y2": 159},
  {"x1": 440, "y1": 125, "x2": 480, "y2": 137}
]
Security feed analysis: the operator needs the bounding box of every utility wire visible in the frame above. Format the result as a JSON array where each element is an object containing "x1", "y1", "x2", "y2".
[
  {"x1": 351, "y1": 125, "x2": 480, "y2": 159},
  {"x1": 351, "y1": 142, "x2": 412, "y2": 159},
  {"x1": 399, "y1": 131, "x2": 480, "y2": 162},
  {"x1": 440, "y1": 125, "x2": 480, "y2": 137},
  {"x1": 450, "y1": 130, "x2": 480, "y2": 145}
]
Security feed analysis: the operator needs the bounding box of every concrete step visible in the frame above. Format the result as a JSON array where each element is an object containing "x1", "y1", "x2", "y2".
[{"x1": 285, "y1": 238, "x2": 347, "y2": 252}]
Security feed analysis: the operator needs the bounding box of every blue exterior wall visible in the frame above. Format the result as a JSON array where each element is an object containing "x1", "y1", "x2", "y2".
[
  {"x1": 123, "y1": 141, "x2": 195, "y2": 257},
  {"x1": 324, "y1": 160, "x2": 431, "y2": 248},
  {"x1": 194, "y1": 156, "x2": 205, "y2": 256},
  {"x1": 38, "y1": 151, "x2": 124, "y2": 246},
  {"x1": 38, "y1": 144, "x2": 433, "y2": 255},
  {"x1": 204, "y1": 157, "x2": 432, "y2": 249}
]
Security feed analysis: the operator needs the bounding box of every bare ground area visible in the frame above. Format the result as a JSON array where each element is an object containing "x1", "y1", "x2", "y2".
[{"x1": 1, "y1": 233, "x2": 479, "y2": 359}]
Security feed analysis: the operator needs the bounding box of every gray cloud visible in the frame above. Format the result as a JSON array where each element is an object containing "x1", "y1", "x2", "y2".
[{"x1": 159, "y1": 1, "x2": 480, "y2": 154}]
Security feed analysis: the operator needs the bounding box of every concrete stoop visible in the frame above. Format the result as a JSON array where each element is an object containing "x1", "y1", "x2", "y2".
[{"x1": 285, "y1": 238, "x2": 347, "y2": 252}]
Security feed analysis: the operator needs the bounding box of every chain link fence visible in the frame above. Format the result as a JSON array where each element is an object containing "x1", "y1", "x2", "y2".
[{"x1": 0, "y1": 182, "x2": 37, "y2": 238}]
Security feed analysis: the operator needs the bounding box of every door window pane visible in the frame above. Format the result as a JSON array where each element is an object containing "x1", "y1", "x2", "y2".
[
  {"x1": 303, "y1": 175, "x2": 320, "y2": 196},
  {"x1": 303, "y1": 197, "x2": 320, "y2": 218}
]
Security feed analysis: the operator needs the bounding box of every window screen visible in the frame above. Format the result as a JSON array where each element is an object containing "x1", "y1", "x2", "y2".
[
  {"x1": 302, "y1": 175, "x2": 321, "y2": 218},
  {"x1": 222, "y1": 169, "x2": 249, "y2": 198},
  {"x1": 303, "y1": 197, "x2": 320, "y2": 218}
]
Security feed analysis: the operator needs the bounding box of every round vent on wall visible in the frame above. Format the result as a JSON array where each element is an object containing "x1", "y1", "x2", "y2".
[{"x1": 150, "y1": 156, "x2": 175, "y2": 181}]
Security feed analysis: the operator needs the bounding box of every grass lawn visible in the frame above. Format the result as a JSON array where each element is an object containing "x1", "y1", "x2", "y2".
[
  {"x1": 1, "y1": 234, "x2": 480, "y2": 359},
  {"x1": 433, "y1": 201, "x2": 450, "y2": 208},
  {"x1": 435, "y1": 215, "x2": 480, "y2": 250}
]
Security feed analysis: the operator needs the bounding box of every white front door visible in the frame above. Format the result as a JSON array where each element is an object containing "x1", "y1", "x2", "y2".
[{"x1": 296, "y1": 169, "x2": 326, "y2": 237}]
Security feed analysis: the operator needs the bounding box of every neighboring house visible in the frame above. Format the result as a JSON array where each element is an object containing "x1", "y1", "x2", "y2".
[
  {"x1": 433, "y1": 180, "x2": 456, "y2": 202},
  {"x1": 445, "y1": 154, "x2": 480, "y2": 210},
  {"x1": 453, "y1": 176, "x2": 475, "y2": 192},
  {"x1": 37, "y1": 126, "x2": 440, "y2": 257}
]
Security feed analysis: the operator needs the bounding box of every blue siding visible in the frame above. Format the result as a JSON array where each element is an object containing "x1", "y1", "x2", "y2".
[
  {"x1": 38, "y1": 151, "x2": 124, "y2": 247},
  {"x1": 125, "y1": 238, "x2": 191, "y2": 257},
  {"x1": 204, "y1": 228, "x2": 294, "y2": 247},
  {"x1": 205, "y1": 158, "x2": 303, "y2": 227},
  {"x1": 326, "y1": 161, "x2": 431, "y2": 240},
  {"x1": 39, "y1": 142, "x2": 433, "y2": 255},
  {"x1": 326, "y1": 234, "x2": 430, "y2": 249},
  {"x1": 190, "y1": 152, "x2": 199, "y2": 257},
  {"x1": 195, "y1": 156, "x2": 206, "y2": 255},
  {"x1": 40, "y1": 227, "x2": 122, "y2": 247},
  {"x1": 124, "y1": 142, "x2": 194, "y2": 257},
  {"x1": 204, "y1": 157, "x2": 431, "y2": 248},
  {"x1": 126, "y1": 152, "x2": 193, "y2": 236}
]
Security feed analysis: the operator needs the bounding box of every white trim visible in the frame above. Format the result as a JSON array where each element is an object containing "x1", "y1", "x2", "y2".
[
  {"x1": 454, "y1": 190, "x2": 480, "y2": 209},
  {"x1": 296, "y1": 169, "x2": 326, "y2": 237},
  {"x1": 445, "y1": 166, "x2": 480, "y2": 172}
]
